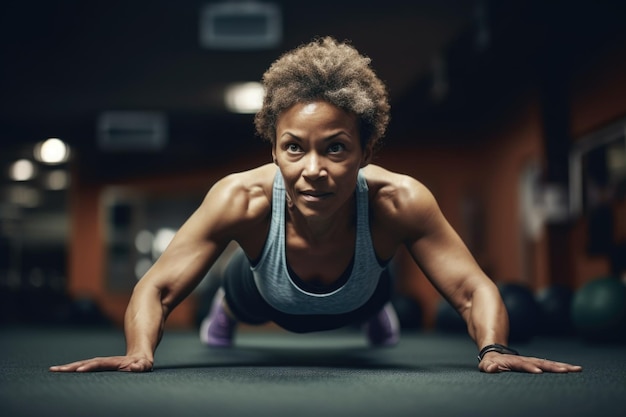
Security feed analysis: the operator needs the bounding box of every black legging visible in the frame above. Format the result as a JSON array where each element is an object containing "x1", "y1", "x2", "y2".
[{"x1": 222, "y1": 248, "x2": 393, "y2": 333}]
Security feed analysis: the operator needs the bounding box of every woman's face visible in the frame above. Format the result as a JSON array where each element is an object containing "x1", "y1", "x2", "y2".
[{"x1": 273, "y1": 100, "x2": 371, "y2": 220}]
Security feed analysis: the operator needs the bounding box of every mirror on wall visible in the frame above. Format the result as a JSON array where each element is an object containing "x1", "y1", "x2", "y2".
[
  {"x1": 102, "y1": 188, "x2": 204, "y2": 292},
  {"x1": 570, "y1": 119, "x2": 626, "y2": 271},
  {"x1": 570, "y1": 119, "x2": 626, "y2": 217}
]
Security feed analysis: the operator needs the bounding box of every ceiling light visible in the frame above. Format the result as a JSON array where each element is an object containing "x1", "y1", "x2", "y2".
[
  {"x1": 152, "y1": 228, "x2": 176, "y2": 258},
  {"x1": 224, "y1": 82, "x2": 264, "y2": 113},
  {"x1": 135, "y1": 230, "x2": 154, "y2": 254},
  {"x1": 135, "y1": 258, "x2": 153, "y2": 280},
  {"x1": 34, "y1": 138, "x2": 70, "y2": 164},
  {"x1": 9, "y1": 159, "x2": 36, "y2": 181},
  {"x1": 44, "y1": 170, "x2": 70, "y2": 190}
]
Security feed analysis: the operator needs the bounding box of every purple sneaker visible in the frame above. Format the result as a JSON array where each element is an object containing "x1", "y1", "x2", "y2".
[
  {"x1": 199, "y1": 289, "x2": 236, "y2": 347},
  {"x1": 364, "y1": 303, "x2": 400, "y2": 347}
]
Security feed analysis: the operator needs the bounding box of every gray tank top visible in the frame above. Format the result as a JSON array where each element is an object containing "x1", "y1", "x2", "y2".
[{"x1": 251, "y1": 170, "x2": 386, "y2": 315}]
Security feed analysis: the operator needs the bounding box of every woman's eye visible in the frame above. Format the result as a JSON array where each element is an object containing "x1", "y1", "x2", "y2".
[
  {"x1": 328, "y1": 143, "x2": 346, "y2": 154},
  {"x1": 287, "y1": 144, "x2": 302, "y2": 153}
]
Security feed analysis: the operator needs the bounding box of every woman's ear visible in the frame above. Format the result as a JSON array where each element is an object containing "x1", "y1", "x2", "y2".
[{"x1": 360, "y1": 141, "x2": 374, "y2": 167}]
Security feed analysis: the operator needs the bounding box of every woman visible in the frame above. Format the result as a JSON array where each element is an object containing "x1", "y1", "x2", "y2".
[{"x1": 50, "y1": 37, "x2": 581, "y2": 374}]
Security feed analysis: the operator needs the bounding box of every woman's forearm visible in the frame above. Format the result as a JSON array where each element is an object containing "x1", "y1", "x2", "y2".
[
  {"x1": 123, "y1": 282, "x2": 167, "y2": 361},
  {"x1": 464, "y1": 281, "x2": 510, "y2": 349}
]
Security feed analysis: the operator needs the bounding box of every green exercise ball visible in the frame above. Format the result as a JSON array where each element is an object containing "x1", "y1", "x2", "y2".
[{"x1": 571, "y1": 276, "x2": 626, "y2": 343}]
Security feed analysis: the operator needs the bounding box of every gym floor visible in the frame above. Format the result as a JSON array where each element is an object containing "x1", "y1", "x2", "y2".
[{"x1": 1, "y1": 326, "x2": 625, "y2": 417}]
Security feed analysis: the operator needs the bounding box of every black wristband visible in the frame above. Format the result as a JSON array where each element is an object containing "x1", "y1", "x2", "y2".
[{"x1": 477, "y1": 344, "x2": 519, "y2": 362}]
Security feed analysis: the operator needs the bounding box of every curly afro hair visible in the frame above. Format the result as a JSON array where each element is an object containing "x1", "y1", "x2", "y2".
[{"x1": 254, "y1": 36, "x2": 390, "y2": 150}]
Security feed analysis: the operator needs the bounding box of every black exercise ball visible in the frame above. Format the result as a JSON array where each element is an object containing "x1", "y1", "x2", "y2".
[
  {"x1": 391, "y1": 295, "x2": 423, "y2": 330},
  {"x1": 535, "y1": 284, "x2": 574, "y2": 336},
  {"x1": 498, "y1": 283, "x2": 540, "y2": 343},
  {"x1": 69, "y1": 296, "x2": 111, "y2": 327},
  {"x1": 435, "y1": 299, "x2": 466, "y2": 334},
  {"x1": 571, "y1": 276, "x2": 626, "y2": 343}
]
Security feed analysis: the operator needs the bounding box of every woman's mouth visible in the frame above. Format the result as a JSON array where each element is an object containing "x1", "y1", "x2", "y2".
[{"x1": 300, "y1": 190, "x2": 332, "y2": 202}]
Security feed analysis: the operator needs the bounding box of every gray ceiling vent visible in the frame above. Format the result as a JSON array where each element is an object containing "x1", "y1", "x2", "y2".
[
  {"x1": 199, "y1": 2, "x2": 282, "y2": 50},
  {"x1": 97, "y1": 111, "x2": 168, "y2": 151}
]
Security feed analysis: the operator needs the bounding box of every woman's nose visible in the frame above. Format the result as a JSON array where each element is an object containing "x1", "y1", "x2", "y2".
[{"x1": 302, "y1": 153, "x2": 327, "y2": 179}]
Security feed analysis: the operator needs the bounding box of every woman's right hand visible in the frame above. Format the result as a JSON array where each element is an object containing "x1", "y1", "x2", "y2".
[{"x1": 49, "y1": 355, "x2": 153, "y2": 373}]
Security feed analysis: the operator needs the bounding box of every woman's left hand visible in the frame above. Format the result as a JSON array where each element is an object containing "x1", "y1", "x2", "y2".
[{"x1": 478, "y1": 351, "x2": 583, "y2": 373}]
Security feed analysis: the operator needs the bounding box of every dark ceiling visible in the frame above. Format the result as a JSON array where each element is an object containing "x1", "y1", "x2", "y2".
[{"x1": 1, "y1": 0, "x2": 625, "y2": 181}]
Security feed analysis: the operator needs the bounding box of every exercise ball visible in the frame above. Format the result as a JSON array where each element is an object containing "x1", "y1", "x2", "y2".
[
  {"x1": 571, "y1": 276, "x2": 626, "y2": 343},
  {"x1": 69, "y1": 296, "x2": 111, "y2": 327},
  {"x1": 435, "y1": 299, "x2": 466, "y2": 334},
  {"x1": 535, "y1": 284, "x2": 574, "y2": 336},
  {"x1": 391, "y1": 295, "x2": 423, "y2": 330},
  {"x1": 498, "y1": 283, "x2": 539, "y2": 343}
]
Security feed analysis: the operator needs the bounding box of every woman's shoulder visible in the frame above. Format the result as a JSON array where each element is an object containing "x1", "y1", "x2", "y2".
[
  {"x1": 219, "y1": 163, "x2": 277, "y2": 194},
  {"x1": 362, "y1": 164, "x2": 437, "y2": 219},
  {"x1": 202, "y1": 163, "x2": 277, "y2": 225},
  {"x1": 362, "y1": 164, "x2": 432, "y2": 199}
]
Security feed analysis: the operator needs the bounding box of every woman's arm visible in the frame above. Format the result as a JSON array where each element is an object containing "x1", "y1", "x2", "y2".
[
  {"x1": 399, "y1": 181, "x2": 508, "y2": 349},
  {"x1": 50, "y1": 172, "x2": 266, "y2": 372},
  {"x1": 389, "y1": 175, "x2": 581, "y2": 373}
]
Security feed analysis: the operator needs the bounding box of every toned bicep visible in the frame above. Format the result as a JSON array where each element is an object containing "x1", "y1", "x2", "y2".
[
  {"x1": 137, "y1": 179, "x2": 244, "y2": 313},
  {"x1": 403, "y1": 188, "x2": 486, "y2": 309}
]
